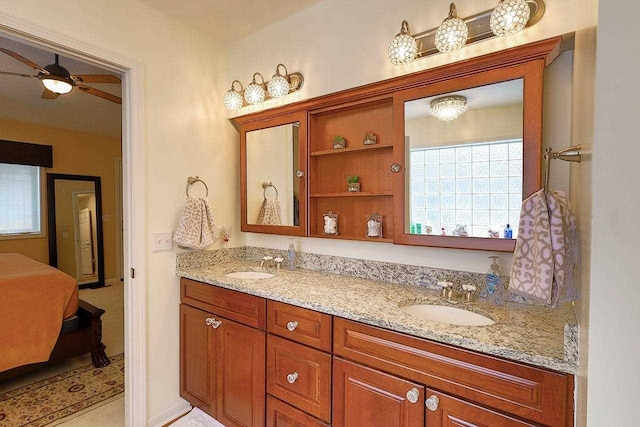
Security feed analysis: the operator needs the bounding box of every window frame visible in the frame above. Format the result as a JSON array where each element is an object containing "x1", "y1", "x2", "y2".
[{"x1": 0, "y1": 164, "x2": 47, "y2": 240}]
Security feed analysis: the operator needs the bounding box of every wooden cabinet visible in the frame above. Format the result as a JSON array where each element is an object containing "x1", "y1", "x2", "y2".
[
  {"x1": 266, "y1": 396, "x2": 329, "y2": 427},
  {"x1": 333, "y1": 357, "x2": 424, "y2": 427},
  {"x1": 267, "y1": 301, "x2": 332, "y2": 352},
  {"x1": 180, "y1": 279, "x2": 266, "y2": 427}
]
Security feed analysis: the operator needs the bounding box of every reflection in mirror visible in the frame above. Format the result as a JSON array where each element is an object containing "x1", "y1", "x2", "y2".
[
  {"x1": 405, "y1": 79, "x2": 523, "y2": 239},
  {"x1": 246, "y1": 122, "x2": 300, "y2": 226},
  {"x1": 48, "y1": 174, "x2": 104, "y2": 287}
]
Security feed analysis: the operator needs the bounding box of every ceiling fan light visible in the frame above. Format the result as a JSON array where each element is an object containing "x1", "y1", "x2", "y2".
[
  {"x1": 430, "y1": 95, "x2": 468, "y2": 122},
  {"x1": 435, "y1": 3, "x2": 469, "y2": 53},
  {"x1": 41, "y1": 77, "x2": 73, "y2": 94},
  {"x1": 490, "y1": 0, "x2": 531, "y2": 37},
  {"x1": 267, "y1": 64, "x2": 291, "y2": 98},
  {"x1": 244, "y1": 73, "x2": 266, "y2": 105},
  {"x1": 388, "y1": 20, "x2": 418, "y2": 65}
]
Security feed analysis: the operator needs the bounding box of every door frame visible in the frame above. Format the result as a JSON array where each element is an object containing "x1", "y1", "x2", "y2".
[{"x1": 0, "y1": 12, "x2": 147, "y2": 426}]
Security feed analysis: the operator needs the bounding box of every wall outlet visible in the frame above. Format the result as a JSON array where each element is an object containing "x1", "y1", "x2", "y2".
[{"x1": 152, "y1": 231, "x2": 173, "y2": 252}]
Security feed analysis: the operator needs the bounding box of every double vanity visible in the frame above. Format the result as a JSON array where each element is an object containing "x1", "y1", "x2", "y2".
[{"x1": 177, "y1": 249, "x2": 577, "y2": 427}]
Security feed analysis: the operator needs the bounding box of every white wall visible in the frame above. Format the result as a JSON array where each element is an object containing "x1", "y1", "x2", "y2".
[
  {"x1": 587, "y1": 0, "x2": 640, "y2": 424},
  {"x1": 229, "y1": 0, "x2": 575, "y2": 273},
  {"x1": 0, "y1": 1, "x2": 238, "y2": 423}
]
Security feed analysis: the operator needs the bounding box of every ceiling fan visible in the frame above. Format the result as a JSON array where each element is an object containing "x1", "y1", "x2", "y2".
[{"x1": 0, "y1": 47, "x2": 121, "y2": 104}]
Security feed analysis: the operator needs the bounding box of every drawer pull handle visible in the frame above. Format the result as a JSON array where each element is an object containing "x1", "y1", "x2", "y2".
[
  {"x1": 425, "y1": 395, "x2": 439, "y2": 411},
  {"x1": 406, "y1": 388, "x2": 419, "y2": 404},
  {"x1": 286, "y1": 321, "x2": 299, "y2": 331},
  {"x1": 286, "y1": 372, "x2": 299, "y2": 384}
]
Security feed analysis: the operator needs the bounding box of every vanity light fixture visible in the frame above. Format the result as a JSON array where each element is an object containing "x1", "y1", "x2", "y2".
[
  {"x1": 430, "y1": 95, "x2": 468, "y2": 122},
  {"x1": 388, "y1": 20, "x2": 418, "y2": 65},
  {"x1": 388, "y1": 0, "x2": 545, "y2": 64},
  {"x1": 223, "y1": 65, "x2": 304, "y2": 110},
  {"x1": 244, "y1": 73, "x2": 267, "y2": 105},
  {"x1": 490, "y1": 0, "x2": 531, "y2": 37},
  {"x1": 223, "y1": 80, "x2": 244, "y2": 111},
  {"x1": 434, "y1": 3, "x2": 469, "y2": 53}
]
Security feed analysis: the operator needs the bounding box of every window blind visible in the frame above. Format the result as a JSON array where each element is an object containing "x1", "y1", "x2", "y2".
[{"x1": 0, "y1": 163, "x2": 41, "y2": 235}]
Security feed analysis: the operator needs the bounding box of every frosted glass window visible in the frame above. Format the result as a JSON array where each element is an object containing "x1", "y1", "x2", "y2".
[
  {"x1": 409, "y1": 140, "x2": 522, "y2": 238},
  {"x1": 0, "y1": 164, "x2": 41, "y2": 236}
]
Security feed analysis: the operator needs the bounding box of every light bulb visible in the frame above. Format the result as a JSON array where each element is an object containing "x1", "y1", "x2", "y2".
[
  {"x1": 435, "y1": 3, "x2": 468, "y2": 53},
  {"x1": 267, "y1": 65, "x2": 290, "y2": 98},
  {"x1": 244, "y1": 73, "x2": 266, "y2": 105},
  {"x1": 223, "y1": 80, "x2": 244, "y2": 110},
  {"x1": 42, "y1": 78, "x2": 73, "y2": 94},
  {"x1": 490, "y1": 0, "x2": 531, "y2": 37},
  {"x1": 388, "y1": 21, "x2": 417, "y2": 65}
]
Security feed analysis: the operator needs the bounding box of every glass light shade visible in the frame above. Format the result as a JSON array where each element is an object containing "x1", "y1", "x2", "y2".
[
  {"x1": 435, "y1": 14, "x2": 468, "y2": 53},
  {"x1": 267, "y1": 73, "x2": 290, "y2": 98},
  {"x1": 388, "y1": 21, "x2": 417, "y2": 65},
  {"x1": 41, "y1": 78, "x2": 73, "y2": 94},
  {"x1": 490, "y1": 0, "x2": 531, "y2": 37},
  {"x1": 430, "y1": 95, "x2": 468, "y2": 122},
  {"x1": 223, "y1": 89, "x2": 243, "y2": 110}
]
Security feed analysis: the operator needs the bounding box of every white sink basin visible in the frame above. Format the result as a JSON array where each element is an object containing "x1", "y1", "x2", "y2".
[
  {"x1": 399, "y1": 304, "x2": 495, "y2": 326},
  {"x1": 225, "y1": 271, "x2": 274, "y2": 280}
]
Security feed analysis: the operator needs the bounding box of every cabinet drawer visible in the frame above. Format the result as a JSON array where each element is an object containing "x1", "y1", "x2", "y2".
[
  {"x1": 267, "y1": 335, "x2": 332, "y2": 422},
  {"x1": 267, "y1": 396, "x2": 329, "y2": 427},
  {"x1": 180, "y1": 278, "x2": 266, "y2": 329},
  {"x1": 267, "y1": 301, "x2": 332, "y2": 352},
  {"x1": 334, "y1": 318, "x2": 571, "y2": 427}
]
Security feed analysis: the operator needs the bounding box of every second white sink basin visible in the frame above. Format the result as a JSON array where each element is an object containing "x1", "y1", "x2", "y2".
[
  {"x1": 399, "y1": 304, "x2": 495, "y2": 326},
  {"x1": 225, "y1": 271, "x2": 274, "y2": 280}
]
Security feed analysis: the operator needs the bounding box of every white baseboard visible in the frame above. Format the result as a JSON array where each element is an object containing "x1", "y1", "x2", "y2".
[{"x1": 147, "y1": 399, "x2": 191, "y2": 427}]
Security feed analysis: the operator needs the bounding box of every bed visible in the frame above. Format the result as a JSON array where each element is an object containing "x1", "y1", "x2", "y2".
[{"x1": 0, "y1": 253, "x2": 109, "y2": 380}]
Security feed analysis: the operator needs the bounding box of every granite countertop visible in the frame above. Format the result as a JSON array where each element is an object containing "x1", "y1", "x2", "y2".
[{"x1": 177, "y1": 260, "x2": 578, "y2": 374}]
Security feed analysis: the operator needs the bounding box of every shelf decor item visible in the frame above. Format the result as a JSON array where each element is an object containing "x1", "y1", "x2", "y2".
[
  {"x1": 333, "y1": 136, "x2": 346, "y2": 149},
  {"x1": 453, "y1": 224, "x2": 468, "y2": 237},
  {"x1": 323, "y1": 211, "x2": 339, "y2": 235},
  {"x1": 366, "y1": 213, "x2": 383, "y2": 238},
  {"x1": 363, "y1": 130, "x2": 377, "y2": 145},
  {"x1": 347, "y1": 175, "x2": 360, "y2": 192}
]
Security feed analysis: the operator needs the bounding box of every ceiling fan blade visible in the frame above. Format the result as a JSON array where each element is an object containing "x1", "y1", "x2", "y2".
[
  {"x1": 72, "y1": 74, "x2": 121, "y2": 84},
  {"x1": 76, "y1": 84, "x2": 122, "y2": 104},
  {"x1": 41, "y1": 89, "x2": 59, "y2": 100},
  {"x1": 0, "y1": 47, "x2": 46, "y2": 73},
  {"x1": 0, "y1": 70, "x2": 38, "y2": 78}
]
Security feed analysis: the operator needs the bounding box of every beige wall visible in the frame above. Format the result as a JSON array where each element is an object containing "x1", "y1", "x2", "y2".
[{"x1": 0, "y1": 118, "x2": 121, "y2": 281}]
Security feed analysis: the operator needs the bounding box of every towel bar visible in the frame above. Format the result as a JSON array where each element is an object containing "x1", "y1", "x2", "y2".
[
  {"x1": 543, "y1": 145, "x2": 581, "y2": 193},
  {"x1": 186, "y1": 176, "x2": 209, "y2": 197}
]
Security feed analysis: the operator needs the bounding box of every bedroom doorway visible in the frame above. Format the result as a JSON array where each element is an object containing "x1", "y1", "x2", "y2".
[{"x1": 0, "y1": 19, "x2": 146, "y2": 426}]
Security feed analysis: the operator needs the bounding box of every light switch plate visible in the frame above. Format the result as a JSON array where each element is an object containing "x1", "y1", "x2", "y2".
[{"x1": 152, "y1": 231, "x2": 173, "y2": 252}]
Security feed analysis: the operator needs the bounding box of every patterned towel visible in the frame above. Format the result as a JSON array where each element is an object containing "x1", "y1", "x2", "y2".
[
  {"x1": 174, "y1": 196, "x2": 218, "y2": 250},
  {"x1": 256, "y1": 198, "x2": 282, "y2": 225},
  {"x1": 509, "y1": 189, "x2": 578, "y2": 307}
]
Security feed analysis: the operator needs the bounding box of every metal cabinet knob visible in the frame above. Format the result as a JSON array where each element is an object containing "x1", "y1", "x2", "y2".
[
  {"x1": 406, "y1": 388, "x2": 420, "y2": 404},
  {"x1": 286, "y1": 321, "x2": 299, "y2": 331},
  {"x1": 295, "y1": 170, "x2": 304, "y2": 178},
  {"x1": 390, "y1": 163, "x2": 402, "y2": 173},
  {"x1": 286, "y1": 372, "x2": 299, "y2": 384},
  {"x1": 205, "y1": 317, "x2": 214, "y2": 326},
  {"x1": 425, "y1": 395, "x2": 439, "y2": 411},
  {"x1": 211, "y1": 319, "x2": 222, "y2": 329}
]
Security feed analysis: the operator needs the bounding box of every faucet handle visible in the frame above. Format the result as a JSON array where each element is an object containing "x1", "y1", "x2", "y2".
[{"x1": 274, "y1": 257, "x2": 284, "y2": 269}]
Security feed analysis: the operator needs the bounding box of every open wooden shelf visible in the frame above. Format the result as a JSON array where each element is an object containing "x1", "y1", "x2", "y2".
[
  {"x1": 310, "y1": 234, "x2": 393, "y2": 243},
  {"x1": 310, "y1": 191, "x2": 393, "y2": 198},
  {"x1": 310, "y1": 144, "x2": 393, "y2": 157}
]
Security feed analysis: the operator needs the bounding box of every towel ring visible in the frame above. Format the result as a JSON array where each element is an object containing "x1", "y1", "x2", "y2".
[
  {"x1": 186, "y1": 176, "x2": 209, "y2": 197},
  {"x1": 262, "y1": 182, "x2": 279, "y2": 200}
]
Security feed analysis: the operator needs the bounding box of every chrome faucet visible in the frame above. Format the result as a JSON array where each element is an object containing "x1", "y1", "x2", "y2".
[{"x1": 260, "y1": 256, "x2": 274, "y2": 269}]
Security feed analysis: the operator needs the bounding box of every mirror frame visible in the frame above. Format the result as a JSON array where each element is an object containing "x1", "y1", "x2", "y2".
[
  {"x1": 392, "y1": 61, "x2": 543, "y2": 252},
  {"x1": 240, "y1": 110, "x2": 308, "y2": 236},
  {"x1": 47, "y1": 173, "x2": 105, "y2": 288}
]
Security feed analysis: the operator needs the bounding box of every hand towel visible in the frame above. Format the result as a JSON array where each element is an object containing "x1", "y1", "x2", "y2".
[
  {"x1": 174, "y1": 196, "x2": 218, "y2": 250},
  {"x1": 509, "y1": 189, "x2": 578, "y2": 307},
  {"x1": 256, "y1": 198, "x2": 282, "y2": 225}
]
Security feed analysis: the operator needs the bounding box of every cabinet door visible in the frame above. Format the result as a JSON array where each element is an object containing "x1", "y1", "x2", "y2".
[
  {"x1": 212, "y1": 315, "x2": 266, "y2": 427},
  {"x1": 267, "y1": 396, "x2": 329, "y2": 427},
  {"x1": 425, "y1": 389, "x2": 536, "y2": 427},
  {"x1": 333, "y1": 358, "x2": 424, "y2": 427},
  {"x1": 180, "y1": 304, "x2": 213, "y2": 414}
]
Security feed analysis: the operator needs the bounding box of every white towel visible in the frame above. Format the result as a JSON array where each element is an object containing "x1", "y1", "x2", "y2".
[
  {"x1": 171, "y1": 407, "x2": 225, "y2": 427},
  {"x1": 256, "y1": 198, "x2": 282, "y2": 225},
  {"x1": 509, "y1": 189, "x2": 578, "y2": 307},
  {"x1": 174, "y1": 196, "x2": 218, "y2": 250}
]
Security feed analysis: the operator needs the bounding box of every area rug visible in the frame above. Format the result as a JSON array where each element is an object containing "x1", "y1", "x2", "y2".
[{"x1": 0, "y1": 353, "x2": 124, "y2": 427}]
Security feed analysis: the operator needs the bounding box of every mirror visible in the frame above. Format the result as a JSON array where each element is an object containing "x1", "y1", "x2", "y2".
[
  {"x1": 404, "y1": 79, "x2": 524, "y2": 241},
  {"x1": 240, "y1": 110, "x2": 307, "y2": 236},
  {"x1": 47, "y1": 174, "x2": 104, "y2": 288}
]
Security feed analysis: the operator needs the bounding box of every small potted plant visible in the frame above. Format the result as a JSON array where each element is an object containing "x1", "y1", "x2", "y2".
[
  {"x1": 333, "y1": 135, "x2": 346, "y2": 149},
  {"x1": 347, "y1": 175, "x2": 360, "y2": 192},
  {"x1": 363, "y1": 130, "x2": 377, "y2": 145}
]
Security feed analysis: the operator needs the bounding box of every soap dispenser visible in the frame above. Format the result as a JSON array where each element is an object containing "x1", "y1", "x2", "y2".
[{"x1": 486, "y1": 256, "x2": 504, "y2": 305}]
